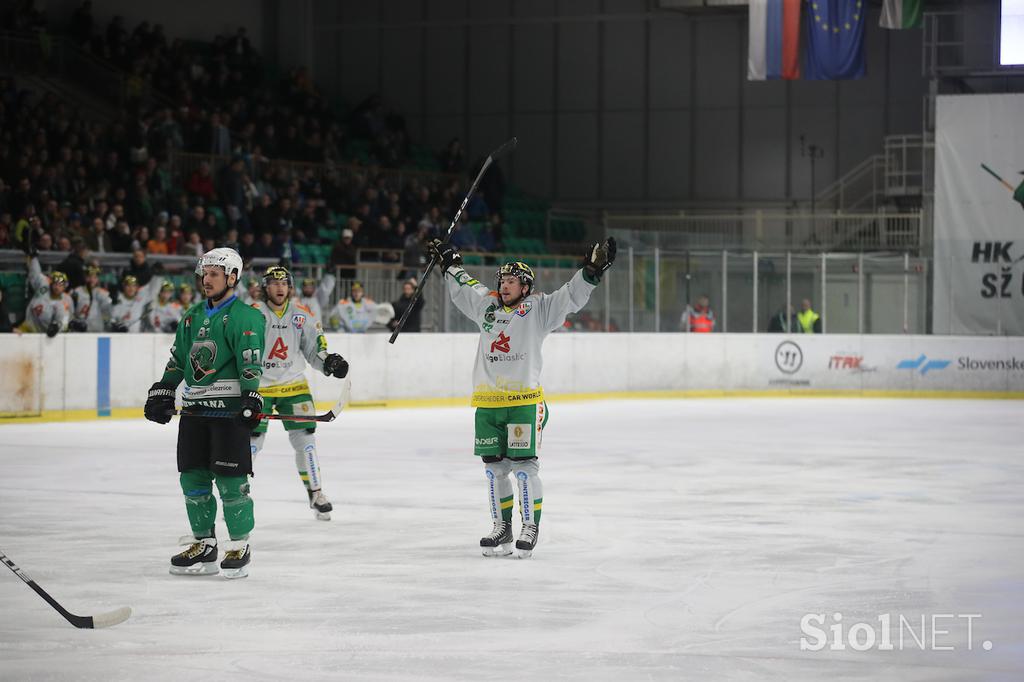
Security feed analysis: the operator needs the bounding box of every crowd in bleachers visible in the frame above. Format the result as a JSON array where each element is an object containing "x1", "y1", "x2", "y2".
[{"x1": 0, "y1": 1, "x2": 598, "y2": 334}]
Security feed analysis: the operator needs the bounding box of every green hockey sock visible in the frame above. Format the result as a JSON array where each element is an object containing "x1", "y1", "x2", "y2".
[
  {"x1": 216, "y1": 475, "x2": 254, "y2": 541},
  {"x1": 179, "y1": 469, "x2": 217, "y2": 538},
  {"x1": 500, "y1": 495, "x2": 514, "y2": 523}
]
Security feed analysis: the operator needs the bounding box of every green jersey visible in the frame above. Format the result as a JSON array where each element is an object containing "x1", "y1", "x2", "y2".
[{"x1": 160, "y1": 295, "x2": 266, "y2": 410}]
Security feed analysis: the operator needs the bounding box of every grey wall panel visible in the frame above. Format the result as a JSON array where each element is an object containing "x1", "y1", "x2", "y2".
[
  {"x1": 838, "y1": 105, "x2": 885, "y2": 173},
  {"x1": 425, "y1": 26, "x2": 466, "y2": 115},
  {"x1": 339, "y1": 28, "x2": 380, "y2": 105},
  {"x1": 557, "y1": 113, "x2": 599, "y2": 199},
  {"x1": 380, "y1": 0, "x2": 423, "y2": 22},
  {"x1": 743, "y1": 80, "x2": 787, "y2": 109},
  {"x1": 557, "y1": 22, "x2": 600, "y2": 111},
  {"x1": 694, "y1": 108, "x2": 740, "y2": 200},
  {"x1": 381, "y1": 27, "x2": 424, "y2": 116},
  {"x1": 603, "y1": 20, "x2": 646, "y2": 111},
  {"x1": 602, "y1": 112, "x2": 645, "y2": 199},
  {"x1": 514, "y1": 25, "x2": 555, "y2": 112},
  {"x1": 649, "y1": 18, "x2": 691, "y2": 110},
  {"x1": 789, "y1": 107, "x2": 838, "y2": 201},
  {"x1": 605, "y1": 0, "x2": 650, "y2": 13},
  {"x1": 425, "y1": 0, "x2": 470, "y2": 22},
  {"x1": 469, "y1": 115, "x2": 512, "y2": 166},
  {"x1": 312, "y1": 30, "x2": 340, "y2": 101},
  {"x1": 512, "y1": 114, "x2": 555, "y2": 197},
  {"x1": 340, "y1": 2, "x2": 379, "y2": 22},
  {"x1": 425, "y1": 115, "x2": 466, "y2": 157},
  {"x1": 648, "y1": 110, "x2": 691, "y2": 199},
  {"x1": 313, "y1": 0, "x2": 343, "y2": 24},
  {"x1": 695, "y1": 17, "x2": 741, "y2": 109},
  {"x1": 559, "y1": 0, "x2": 601, "y2": 16},
  {"x1": 469, "y1": 25, "x2": 511, "y2": 114},
  {"x1": 743, "y1": 108, "x2": 786, "y2": 200},
  {"x1": 471, "y1": 3, "x2": 512, "y2": 19}
]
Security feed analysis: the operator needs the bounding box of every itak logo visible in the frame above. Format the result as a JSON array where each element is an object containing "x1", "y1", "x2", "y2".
[
  {"x1": 897, "y1": 355, "x2": 951, "y2": 375},
  {"x1": 490, "y1": 332, "x2": 511, "y2": 354}
]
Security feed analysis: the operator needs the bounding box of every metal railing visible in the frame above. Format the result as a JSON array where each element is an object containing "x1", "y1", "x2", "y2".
[{"x1": 602, "y1": 210, "x2": 923, "y2": 253}]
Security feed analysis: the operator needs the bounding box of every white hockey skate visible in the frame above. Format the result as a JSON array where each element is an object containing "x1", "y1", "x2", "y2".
[
  {"x1": 169, "y1": 536, "x2": 219, "y2": 576},
  {"x1": 480, "y1": 521, "x2": 513, "y2": 557},
  {"x1": 308, "y1": 490, "x2": 333, "y2": 521},
  {"x1": 220, "y1": 540, "x2": 251, "y2": 579},
  {"x1": 516, "y1": 523, "x2": 539, "y2": 559}
]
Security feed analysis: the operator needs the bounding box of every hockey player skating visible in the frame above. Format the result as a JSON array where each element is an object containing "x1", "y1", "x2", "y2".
[
  {"x1": 143, "y1": 247, "x2": 266, "y2": 579},
  {"x1": 19, "y1": 255, "x2": 72, "y2": 336},
  {"x1": 427, "y1": 236, "x2": 616, "y2": 558},
  {"x1": 69, "y1": 265, "x2": 112, "y2": 332},
  {"x1": 249, "y1": 265, "x2": 349, "y2": 520}
]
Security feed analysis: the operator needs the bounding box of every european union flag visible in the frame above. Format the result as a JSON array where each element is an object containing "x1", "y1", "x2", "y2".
[{"x1": 805, "y1": 0, "x2": 866, "y2": 79}]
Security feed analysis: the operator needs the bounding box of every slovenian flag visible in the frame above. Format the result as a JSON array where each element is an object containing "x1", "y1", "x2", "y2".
[
  {"x1": 748, "y1": 0, "x2": 802, "y2": 81},
  {"x1": 880, "y1": 0, "x2": 923, "y2": 29}
]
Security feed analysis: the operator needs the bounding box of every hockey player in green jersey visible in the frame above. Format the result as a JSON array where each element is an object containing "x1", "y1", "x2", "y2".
[
  {"x1": 143, "y1": 247, "x2": 266, "y2": 579},
  {"x1": 249, "y1": 265, "x2": 349, "y2": 520},
  {"x1": 428, "y1": 236, "x2": 616, "y2": 558}
]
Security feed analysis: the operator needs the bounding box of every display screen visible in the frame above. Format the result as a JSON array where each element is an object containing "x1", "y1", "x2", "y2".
[{"x1": 1002, "y1": 0, "x2": 1024, "y2": 65}]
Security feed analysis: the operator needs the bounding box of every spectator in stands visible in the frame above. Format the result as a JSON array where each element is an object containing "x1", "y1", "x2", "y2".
[
  {"x1": 237, "y1": 230, "x2": 256, "y2": 260},
  {"x1": 388, "y1": 278, "x2": 424, "y2": 333},
  {"x1": 418, "y1": 205, "x2": 443, "y2": 239},
  {"x1": 186, "y1": 161, "x2": 216, "y2": 202},
  {"x1": 401, "y1": 224, "x2": 427, "y2": 280},
  {"x1": 680, "y1": 295, "x2": 715, "y2": 333},
  {"x1": 111, "y1": 220, "x2": 134, "y2": 252},
  {"x1": 209, "y1": 112, "x2": 231, "y2": 157},
  {"x1": 179, "y1": 230, "x2": 203, "y2": 257},
  {"x1": 58, "y1": 237, "x2": 90, "y2": 288},
  {"x1": 126, "y1": 249, "x2": 153, "y2": 286},
  {"x1": 251, "y1": 231, "x2": 279, "y2": 259},
  {"x1": 330, "y1": 228, "x2": 358, "y2": 279},
  {"x1": 439, "y1": 138, "x2": 465, "y2": 174},
  {"x1": 147, "y1": 225, "x2": 171, "y2": 255},
  {"x1": 797, "y1": 298, "x2": 822, "y2": 334},
  {"x1": 768, "y1": 304, "x2": 799, "y2": 333}
]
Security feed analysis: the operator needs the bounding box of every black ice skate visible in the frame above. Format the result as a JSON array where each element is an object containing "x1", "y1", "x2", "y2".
[
  {"x1": 169, "y1": 536, "x2": 218, "y2": 576},
  {"x1": 480, "y1": 520, "x2": 513, "y2": 557},
  {"x1": 220, "y1": 541, "x2": 251, "y2": 579},
  {"x1": 308, "y1": 489, "x2": 333, "y2": 521},
  {"x1": 516, "y1": 523, "x2": 539, "y2": 559}
]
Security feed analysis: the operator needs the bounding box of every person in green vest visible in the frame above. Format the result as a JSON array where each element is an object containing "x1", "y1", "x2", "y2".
[{"x1": 797, "y1": 298, "x2": 822, "y2": 334}]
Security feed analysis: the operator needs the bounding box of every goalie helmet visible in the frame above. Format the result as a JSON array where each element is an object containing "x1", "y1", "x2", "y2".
[
  {"x1": 262, "y1": 265, "x2": 293, "y2": 289},
  {"x1": 495, "y1": 261, "x2": 535, "y2": 290},
  {"x1": 195, "y1": 247, "x2": 243, "y2": 284}
]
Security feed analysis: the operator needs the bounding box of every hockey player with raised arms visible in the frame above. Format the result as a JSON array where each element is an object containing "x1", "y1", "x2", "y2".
[
  {"x1": 143, "y1": 247, "x2": 266, "y2": 579},
  {"x1": 249, "y1": 266, "x2": 349, "y2": 520},
  {"x1": 19, "y1": 255, "x2": 72, "y2": 336},
  {"x1": 427, "y1": 236, "x2": 616, "y2": 558}
]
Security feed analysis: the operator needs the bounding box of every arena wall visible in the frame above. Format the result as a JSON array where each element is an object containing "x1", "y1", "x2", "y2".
[{"x1": 2, "y1": 333, "x2": 1023, "y2": 422}]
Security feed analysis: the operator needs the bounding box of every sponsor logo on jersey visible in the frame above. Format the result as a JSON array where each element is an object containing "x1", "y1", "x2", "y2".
[
  {"x1": 490, "y1": 332, "x2": 511, "y2": 354},
  {"x1": 515, "y1": 302, "x2": 533, "y2": 317},
  {"x1": 268, "y1": 337, "x2": 289, "y2": 360},
  {"x1": 475, "y1": 436, "x2": 499, "y2": 446},
  {"x1": 189, "y1": 340, "x2": 218, "y2": 381},
  {"x1": 292, "y1": 313, "x2": 306, "y2": 329},
  {"x1": 193, "y1": 400, "x2": 227, "y2": 408}
]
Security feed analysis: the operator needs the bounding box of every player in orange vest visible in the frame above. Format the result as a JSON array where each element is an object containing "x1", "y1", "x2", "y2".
[{"x1": 681, "y1": 294, "x2": 715, "y2": 333}]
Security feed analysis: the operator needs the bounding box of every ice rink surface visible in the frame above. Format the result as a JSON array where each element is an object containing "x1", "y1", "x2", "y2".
[{"x1": 1, "y1": 398, "x2": 1023, "y2": 681}]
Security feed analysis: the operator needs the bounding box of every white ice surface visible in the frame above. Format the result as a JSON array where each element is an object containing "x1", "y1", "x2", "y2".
[{"x1": 1, "y1": 399, "x2": 1023, "y2": 681}]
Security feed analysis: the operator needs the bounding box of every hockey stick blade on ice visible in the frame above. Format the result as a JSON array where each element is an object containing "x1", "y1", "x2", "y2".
[
  {"x1": 171, "y1": 377, "x2": 351, "y2": 423},
  {"x1": 1, "y1": 550, "x2": 132, "y2": 629},
  {"x1": 389, "y1": 136, "x2": 518, "y2": 344}
]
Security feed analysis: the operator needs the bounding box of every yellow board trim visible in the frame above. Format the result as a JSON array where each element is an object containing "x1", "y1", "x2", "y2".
[{"x1": 3, "y1": 389, "x2": 1024, "y2": 424}]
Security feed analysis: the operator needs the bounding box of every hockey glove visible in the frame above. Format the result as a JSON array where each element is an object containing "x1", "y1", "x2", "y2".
[
  {"x1": 144, "y1": 381, "x2": 176, "y2": 424},
  {"x1": 110, "y1": 320, "x2": 129, "y2": 333},
  {"x1": 45, "y1": 321, "x2": 60, "y2": 338},
  {"x1": 68, "y1": 318, "x2": 88, "y2": 332},
  {"x1": 323, "y1": 353, "x2": 349, "y2": 379},
  {"x1": 427, "y1": 238, "x2": 462, "y2": 271},
  {"x1": 238, "y1": 390, "x2": 264, "y2": 430},
  {"x1": 582, "y1": 237, "x2": 617, "y2": 281}
]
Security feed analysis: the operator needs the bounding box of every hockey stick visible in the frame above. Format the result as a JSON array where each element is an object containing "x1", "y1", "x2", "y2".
[
  {"x1": 171, "y1": 377, "x2": 351, "y2": 423},
  {"x1": 980, "y1": 163, "x2": 1015, "y2": 193},
  {"x1": 1, "y1": 550, "x2": 132, "y2": 629},
  {"x1": 389, "y1": 136, "x2": 518, "y2": 344}
]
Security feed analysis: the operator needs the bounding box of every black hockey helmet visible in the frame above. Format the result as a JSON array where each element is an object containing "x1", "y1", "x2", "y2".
[{"x1": 496, "y1": 261, "x2": 535, "y2": 290}]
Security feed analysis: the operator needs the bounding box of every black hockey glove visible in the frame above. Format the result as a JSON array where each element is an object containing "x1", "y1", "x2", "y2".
[
  {"x1": 582, "y1": 237, "x2": 617, "y2": 282},
  {"x1": 238, "y1": 390, "x2": 264, "y2": 430},
  {"x1": 323, "y1": 353, "x2": 349, "y2": 379},
  {"x1": 426, "y1": 238, "x2": 462, "y2": 271},
  {"x1": 68, "y1": 318, "x2": 88, "y2": 332},
  {"x1": 110, "y1": 320, "x2": 128, "y2": 333},
  {"x1": 162, "y1": 320, "x2": 178, "y2": 333},
  {"x1": 144, "y1": 381, "x2": 176, "y2": 424},
  {"x1": 45, "y1": 321, "x2": 60, "y2": 338}
]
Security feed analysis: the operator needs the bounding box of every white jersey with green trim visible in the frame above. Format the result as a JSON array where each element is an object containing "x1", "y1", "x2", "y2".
[
  {"x1": 110, "y1": 277, "x2": 162, "y2": 333},
  {"x1": 71, "y1": 285, "x2": 113, "y2": 332},
  {"x1": 329, "y1": 297, "x2": 377, "y2": 333},
  {"x1": 25, "y1": 257, "x2": 72, "y2": 332},
  {"x1": 146, "y1": 300, "x2": 183, "y2": 333},
  {"x1": 443, "y1": 264, "x2": 597, "y2": 408},
  {"x1": 252, "y1": 298, "x2": 328, "y2": 387},
  {"x1": 299, "y1": 272, "x2": 335, "y2": 321}
]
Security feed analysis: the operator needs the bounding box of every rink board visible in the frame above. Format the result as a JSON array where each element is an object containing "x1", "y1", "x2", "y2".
[{"x1": 1, "y1": 333, "x2": 1023, "y2": 421}]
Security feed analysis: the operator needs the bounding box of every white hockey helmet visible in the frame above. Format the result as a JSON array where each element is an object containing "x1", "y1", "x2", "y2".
[{"x1": 195, "y1": 247, "x2": 244, "y2": 285}]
